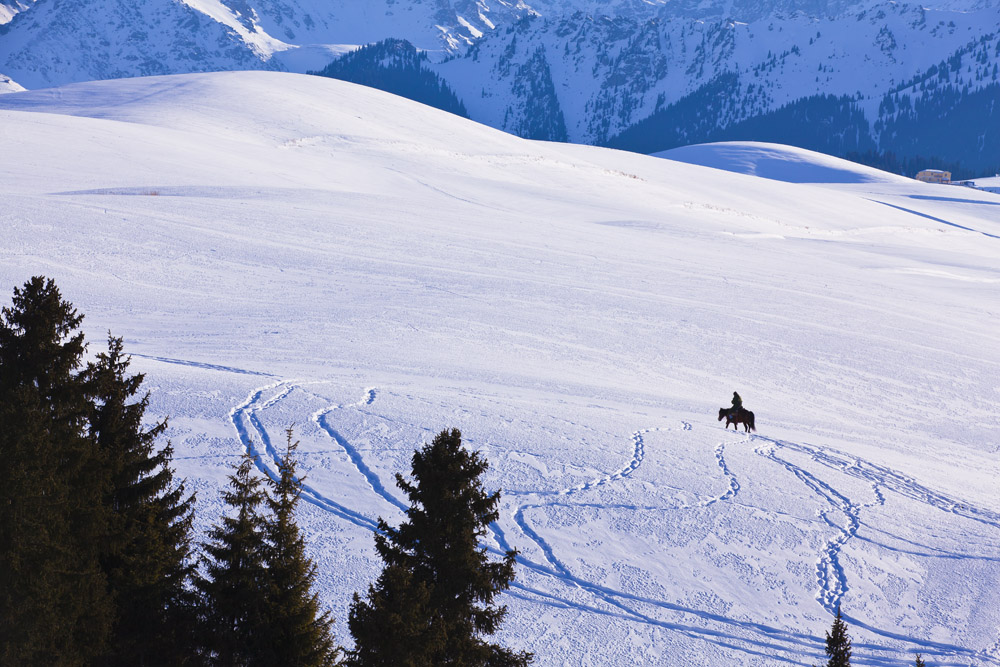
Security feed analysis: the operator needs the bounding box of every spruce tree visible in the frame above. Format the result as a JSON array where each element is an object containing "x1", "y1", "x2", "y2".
[
  {"x1": 89, "y1": 335, "x2": 198, "y2": 666},
  {"x1": 824, "y1": 606, "x2": 852, "y2": 667},
  {"x1": 347, "y1": 428, "x2": 532, "y2": 667},
  {"x1": 0, "y1": 277, "x2": 112, "y2": 665},
  {"x1": 915, "y1": 654, "x2": 926, "y2": 667},
  {"x1": 197, "y1": 452, "x2": 271, "y2": 665},
  {"x1": 262, "y1": 428, "x2": 340, "y2": 666}
]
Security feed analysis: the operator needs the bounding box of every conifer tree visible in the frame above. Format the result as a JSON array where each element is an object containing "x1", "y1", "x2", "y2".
[
  {"x1": 89, "y1": 335, "x2": 198, "y2": 666},
  {"x1": 0, "y1": 277, "x2": 112, "y2": 665},
  {"x1": 914, "y1": 654, "x2": 926, "y2": 667},
  {"x1": 348, "y1": 564, "x2": 436, "y2": 667},
  {"x1": 198, "y1": 451, "x2": 272, "y2": 665},
  {"x1": 262, "y1": 429, "x2": 341, "y2": 666},
  {"x1": 824, "y1": 605, "x2": 852, "y2": 667},
  {"x1": 347, "y1": 428, "x2": 532, "y2": 667}
]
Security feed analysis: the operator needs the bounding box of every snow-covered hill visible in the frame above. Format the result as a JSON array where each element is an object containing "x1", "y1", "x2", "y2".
[
  {"x1": 2, "y1": 0, "x2": 997, "y2": 173},
  {"x1": 2, "y1": 71, "x2": 999, "y2": 665},
  {"x1": 656, "y1": 141, "x2": 913, "y2": 183}
]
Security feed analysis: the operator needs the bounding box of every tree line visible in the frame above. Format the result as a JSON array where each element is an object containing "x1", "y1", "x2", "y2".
[{"x1": 0, "y1": 277, "x2": 937, "y2": 665}]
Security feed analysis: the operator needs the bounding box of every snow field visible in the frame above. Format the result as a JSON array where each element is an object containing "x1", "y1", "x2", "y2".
[{"x1": 1, "y1": 71, "x2": 999, "y2": 664}]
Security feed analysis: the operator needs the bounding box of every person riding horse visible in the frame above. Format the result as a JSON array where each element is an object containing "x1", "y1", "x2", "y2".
[{"x1": 719, "y1": 392, "x2": 755, "y2": 432}]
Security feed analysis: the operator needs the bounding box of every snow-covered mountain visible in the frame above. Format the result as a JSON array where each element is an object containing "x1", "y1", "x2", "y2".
[
  {"x1": 0, "y1": 0, "x2": 33, "y2": 24},
  {"x1": 427, "y1": 5, "x2": 1000, "y2": 171},
  {"x1": 435, "y1": 5, "x2": 994, "y2": 143},
  {"x1": 0, "y1": 0, "x2": 539, "y2": 88},
  {"x1": 0, "y1": 0, "x2": 287, "y2": 89},
  {"x1": 4, "y1": 0, "x2": 996, "y2": 173},
  {"x1": 297, "y1": 5, "x2": 998, "y2": 172},
  {"x1": 0, "y1": 72, "x2": 24, "y2": 92},
  {"x1": 2, "y1": 70, "x2": 999, "y2": 665}
]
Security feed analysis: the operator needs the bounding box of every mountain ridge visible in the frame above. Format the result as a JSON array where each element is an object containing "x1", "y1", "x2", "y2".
[{"x1": 1, "y1": 0, "x2": 997, "y2": 173}]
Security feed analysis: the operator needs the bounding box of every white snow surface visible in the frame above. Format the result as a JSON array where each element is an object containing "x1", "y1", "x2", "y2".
[
  {"x1": 657, "y1": 142, "x2": 914, "y2": 184},
  {"x1": 0, "y1": 73, "x2": 25, "y2": 93},
  {"x1": 2, "y1": 71, "x2": 999, "y2": 665},
  {"x1": 0, "y1": 0, "x2": 32, "y2": 24},
  {"x1": 972, "y1": 176, "x2": 1000, "y2": 188}
]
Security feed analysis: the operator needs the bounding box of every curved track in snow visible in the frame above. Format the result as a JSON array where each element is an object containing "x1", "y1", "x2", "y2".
[
  {"x1": 228, "y1": 383, "x2": 1000, "y2": 666},
  {"x1": 750, "y1": 433, "x2": 1000, "y2": 664}
]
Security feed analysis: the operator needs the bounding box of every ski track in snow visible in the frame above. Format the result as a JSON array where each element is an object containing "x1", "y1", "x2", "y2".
[
  {"x1": 751, "y1": 434, "x2": 1000, "y2": 664},
  {"x1": 753, "y1": 438, "x2": 869, "y2": 614},
  {"x1": 228, "y1": 382, "x2": 1000, "y2": 666},
  {"x1": 229, "y1": 382, "x2": 379, "y2": 530},
  {"x1": 868, "y1": 199, "x2": 1000, "y2": 240},
  {"x1": 132, "y1": 352, "x2": 275, "y2": 376},
  {"x1": 311, "y1": 401, "x2": 408, "y2": 514},
  {"x1": 501, "y1": 421, "x2": 841, "y2": 663}
]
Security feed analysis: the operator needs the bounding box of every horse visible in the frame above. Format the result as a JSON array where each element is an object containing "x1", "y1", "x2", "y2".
[{"x1": 719, "y1": 407, "x2": 755, "y2": 432}]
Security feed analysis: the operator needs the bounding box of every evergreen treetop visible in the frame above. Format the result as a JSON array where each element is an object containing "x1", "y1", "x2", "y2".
[
  {"x1": 0, "y1": 276, "x2": 112, "y2": 665},
  {"x1": 0, "y1": 276, "x2": 85, "y2": 397},
  {"x1": 263, "y1": 429, "x2": 341, "y2": 667},
  {"x1": 348, "y1": 428, "x2": 531, "y2": 666},
  {"x1": 824, "y1": 606, "x2": 852, "y2": 667},
  {"x1": 197, "y1": 451, "x2": 272, "y2": 665},
  {"x1": 89, "y1": 335, "x2": 197, "y2": 666}
]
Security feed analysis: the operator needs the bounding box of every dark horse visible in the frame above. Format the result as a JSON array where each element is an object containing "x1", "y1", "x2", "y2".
[{"x1": 719, "y1": 407, "x2": 755, "y2": 432}]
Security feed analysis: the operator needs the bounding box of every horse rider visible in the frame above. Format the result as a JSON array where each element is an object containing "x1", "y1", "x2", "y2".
[{"x1": 731, "y1": 391, "x2": 743, "y2": 415}]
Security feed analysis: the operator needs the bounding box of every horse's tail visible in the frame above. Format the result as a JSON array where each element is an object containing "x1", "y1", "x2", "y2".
[{"x1": 748, "y1": 411, "x2": 756, "y2": 432}]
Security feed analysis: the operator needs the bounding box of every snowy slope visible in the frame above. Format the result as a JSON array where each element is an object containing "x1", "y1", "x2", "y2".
[
  {"x1": 2, "y1": 72, "x2": 1000, "y2": 665},
  {"x1": 2, "y1": 0, "x2": 998, "y2": 177},
  {"x1": 0, "y1": 72, "x2": 24, "y2": 93},
  {"x1": 656, "y1": 142, "x2": 914, "y2": 183}
]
